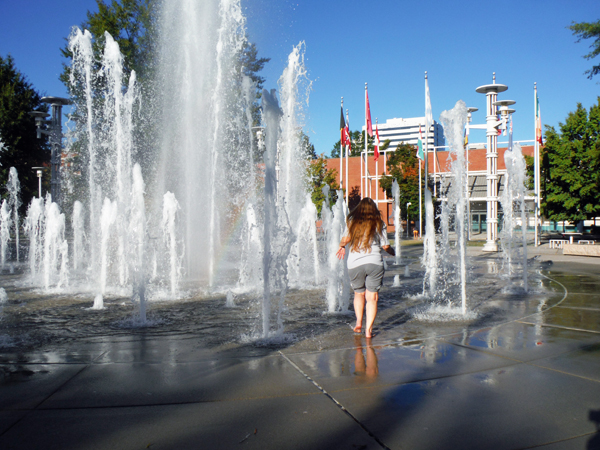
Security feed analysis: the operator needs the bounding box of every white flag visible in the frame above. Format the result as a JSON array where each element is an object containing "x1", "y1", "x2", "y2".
[{"x1": 425, "y1": 77, "x2": 433, "y2": 134}]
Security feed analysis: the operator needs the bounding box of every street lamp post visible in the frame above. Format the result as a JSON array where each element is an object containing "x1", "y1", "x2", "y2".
[
  {"x1": 474, "y1": 73, "x2": 508, "y2": 252},
  {"x1": 29, "y1": 96, "x2": 72, "y2": 206},
  {"x1": 406, "y1": 202, "x2": 412, "y2": 239},
  {"x1": 32, "y1": 167, "x2": 45, "y2": 198}
]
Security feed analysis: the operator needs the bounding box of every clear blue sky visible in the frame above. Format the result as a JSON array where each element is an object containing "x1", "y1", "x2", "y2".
[{"x1": 1, "y1": 0, "x2": 599, "y2": 156}]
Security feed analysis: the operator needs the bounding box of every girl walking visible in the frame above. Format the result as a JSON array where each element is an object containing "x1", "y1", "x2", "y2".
[{"x1": 336, "y1": 198, "x2": 395, "y2": 339}]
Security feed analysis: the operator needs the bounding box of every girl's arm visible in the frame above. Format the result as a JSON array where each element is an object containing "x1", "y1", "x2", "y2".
[
  {"x1": 382, "y1": 245, "x2": 395, "y2": 256},
  {"x1": 336, "y1": 236, "x2": 351, "y2": 260}
]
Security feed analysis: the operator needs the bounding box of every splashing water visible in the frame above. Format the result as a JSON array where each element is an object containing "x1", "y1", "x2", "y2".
[
  {"x1": 289, "y1": 194, "x2": 320, "y2": 288},
  {"x1": 392, "y1": 179, "x2": 402, "y2": 265},
  {"x1": 161, "y1": 192, "x2": 182, "y2": 298},
  {"x1": 72, "y1": 201, "x2": 85, "y2": 271},
  {"x1": 21, "y1": 1, "x2": 320, "y2": 337},
  {"x1": 500, "y1": 143, "x2": 529, "y2": 292},
  {"x1": 43, "y1": 199, "x2": 68, "y2": 291},
  {"x1": 6, "y1": 168, "x2": 20, "y2": 263},
  {"x1": 438, "y1": 100, "x2": 468, "y2": 315},
  {"x1": 422, "y1": 188, "x2": 437, "y2": 296},
  {"x1": 324, "y1": 189, "x2": 350, "y2": 313},
  {"x1": 0, "y1": 200, "x2": 11, "y2": 269}
]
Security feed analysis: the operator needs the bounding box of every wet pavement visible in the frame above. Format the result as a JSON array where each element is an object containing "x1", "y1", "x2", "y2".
[{"x1": 0, "y1": 245, "x2": 599, "y2": 449}]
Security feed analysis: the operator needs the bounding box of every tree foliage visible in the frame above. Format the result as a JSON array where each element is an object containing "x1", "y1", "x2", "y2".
[
  {"x1": 541, "y1": 98, "x2": 600, "y2": 222},
  {"x1": 569, "y1": 19, "x2": 600, "y2": 80},
  {"x1": 60, "y1": 0, "x2": 156, "y2": 88},
  {"x1": 306, "y1": 154, "x2": 339, "y2": 215},
  {"x1": 0, "y1": 55, "x2": 50, "y2": 208},
  {"x1": 379, "y1": 142, "x2": 421, "y2": 220},
  {"x1": 331, "y1": 130, "x2": 390, "y2": 158},
  {"x1": 523, "y1": 154, "x2": 534, "y2": 191}
]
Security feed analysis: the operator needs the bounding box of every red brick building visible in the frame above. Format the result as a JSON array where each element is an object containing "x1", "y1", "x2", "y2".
[{"x1": 326, "y1": 144, "x2": 535, "y2": 234}]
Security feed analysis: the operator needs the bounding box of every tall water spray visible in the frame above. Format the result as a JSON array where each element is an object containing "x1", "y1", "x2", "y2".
[
  {"x1": 422, "y1": 188, "x2": 437, "y2": 296},
  {"x1": 130, "y1": 164, "x2": 147, "y2": 321},
  {"x1": 500, "y1": 143, "x2": 529, "y2": 292},
  {"x1": 324, "y1": 188, "x2": 350, "y2": 313},
  {"x1": 0, "y1": 201, "x2": 11, "y2": 269},
  {"x1": 391, "y1": 179, "x2": 402, "y2": 265},
  {"x1": 261, "y1": 88, "x2": 292, "y2": 338},
  {"x1": 6, "y1": 168, "x2": 20, "y2": 263},
  {"x1": 24, "y1": 198, "x2": 44, "y2": 279},
  {"x1": 43, "y1": 200, "x2": 68, "y2": 291},
  {"x1": 68, "y1": 28, "x2": 143, "y2": 294},
  {"x1": 439, "y1": 101, "x2": 468, "y2": 314},
  {"x1": 289, "y1": 194, "x2": 320, "y2": 287},
  {"x1": 30, "y1": 0, "x2": 318, "y2": 334},
  {"x1": 162, "y1": 192, "x2": 182, "y2": 297},
  {"x1": 72, "y1": 201, "x2": 85, "y2": 271},
  {"x1": 238, "y1": 202, "x2": 262, "y2": 290},
  {"x1": 155, "y1": 0, "x2": 254, "y2": 285}
]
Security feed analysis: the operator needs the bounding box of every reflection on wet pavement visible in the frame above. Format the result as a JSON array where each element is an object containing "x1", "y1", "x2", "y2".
[
  {"x1": 1, "y1": 247, "x2": 599, "y2": 449},
  {"x1": 352, "y1": 336, "x2": 379, "y2": 384}
]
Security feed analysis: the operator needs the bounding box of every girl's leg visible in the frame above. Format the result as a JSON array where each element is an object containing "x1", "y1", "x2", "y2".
[
  {"x1": 354, "y1": 291, "x2": 366, "y2": 332},
  {"x1": 365, "y1": 290, "x2": 379, "y2": 338}
]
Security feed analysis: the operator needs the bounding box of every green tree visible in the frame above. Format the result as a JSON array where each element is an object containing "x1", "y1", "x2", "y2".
[
  {"x1": 60, "y1": 0, "x2": 156, "y2": 88},
  {"x1": 331, "y1": 130, "x2": 389, "y2": 158},
  {"x1": 569, "y1": 19, "x2": 600, "y2": 80},
  {"x1": 379, "y1": 142, "x2": 421, "y2": 219},
  {"x1": 524, "y1": 154, "x2": 535, "y2": 191},
  {"x1": 541, "y1": 98, "x2": 600, "y2": 222},
  {"x1": 59, "y1": 0, "x2": 270, "y2": 197},
  {"x1": 0, "y1": 55, "x2": 50, "y2": 208},
  {"x1": 306, "y1": 154, "x2": 339, "y2": 215},
  {"x1": 301, "y1": 131, "x2": 317, "y2": 160}
]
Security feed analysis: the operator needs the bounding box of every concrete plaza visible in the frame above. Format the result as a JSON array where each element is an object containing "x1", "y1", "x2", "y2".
[{"x1": 0, "y1": 244, "x2": 599, "y2": 450}]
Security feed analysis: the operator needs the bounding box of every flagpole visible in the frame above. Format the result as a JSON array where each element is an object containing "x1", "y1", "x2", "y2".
[
  {"x1": 365, "y1": 83, "x2": 372, "y2": 198},
  {"x1": 345, "y1": 109, "x2": 349, "y2": 207},
  {"x1": 419, "y1": 159, "x2": 422, "y2": 238},
  {"x1": 364, "y1": 83, "x2": 368, "y2": 199},
  {"x1": 375, "y1": 118, "x2": 379, "y2": 206},
  {"x1": 417, "y1": 124, "x2": 424, "y2": 239},
  {"x1": 534, "y1": 82, "x2": 540, "y2": 247},
  {"x1": 424, "y1": 72, "x2": 429, "y2": 192},
  {"x1": 340, "y1": 97, "x2": 344, "y2": 196}
]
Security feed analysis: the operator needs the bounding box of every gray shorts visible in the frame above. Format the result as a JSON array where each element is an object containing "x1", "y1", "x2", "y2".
[{"x1": 348, "y1": 264, "x2": 385, "y2": 293}]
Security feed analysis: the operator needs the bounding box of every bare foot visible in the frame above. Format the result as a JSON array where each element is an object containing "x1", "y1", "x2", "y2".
[{"x1": 353, "y1": 324, "x2": 362, "y2": 334}]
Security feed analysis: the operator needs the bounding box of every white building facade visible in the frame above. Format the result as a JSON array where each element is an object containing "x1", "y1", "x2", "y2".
[{"x1": 372, "y1": 117, "x2": 445, "y2": 149}]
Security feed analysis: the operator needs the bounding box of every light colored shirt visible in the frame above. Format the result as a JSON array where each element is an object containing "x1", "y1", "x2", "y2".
[{"x1": 343, "y1": 222, "x2": 390, "y2": 269}]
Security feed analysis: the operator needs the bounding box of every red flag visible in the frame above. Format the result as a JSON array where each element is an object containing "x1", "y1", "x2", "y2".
[
  {"x1": 366, "y1": 89, "x2": 373, "y2": 137},
  {"x1": 374, "y1": 125, "x2": 380, "y2": 162},
  {"x1": 345, "y1": 122, "x2": 351, "y2": 153}
]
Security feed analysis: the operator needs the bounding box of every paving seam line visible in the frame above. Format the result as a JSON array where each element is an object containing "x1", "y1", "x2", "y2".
[
  {"x1": 516, "y1": 321, "x2": 600, "y2": 335},
  {"x1": 439, "y1": 338, "x2": 600, "y2": 383},
  {"x1": 278, "y1": 351, "x2": 393, "y2": 450},
  {"x1": 0, "y1": 363, "x2": 90, "y2": 439},
  {"x1": 514, "y1": 430, "x2": 599, "y2": 450}
]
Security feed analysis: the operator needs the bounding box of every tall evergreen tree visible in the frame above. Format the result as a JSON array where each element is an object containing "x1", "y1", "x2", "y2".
[{"x1": 0, "y1": 55, "x2": 50, "y2": 208}]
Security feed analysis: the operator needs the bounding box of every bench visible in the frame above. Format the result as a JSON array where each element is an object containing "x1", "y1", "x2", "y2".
[
  {"x1": 549, "y1": 239, "x2": 568, "y2": 249},
  {"x1": 563, "y1": 243, "x2": 600, "y2": 257},
  {"x1": 577, "y1": 240, "x2": 595, "y2": 245}
]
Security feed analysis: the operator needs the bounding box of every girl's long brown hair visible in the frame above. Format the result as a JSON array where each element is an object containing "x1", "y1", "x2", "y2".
[{"x1": 346, "y1": 198, "x2": 383, "y2": 253}]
